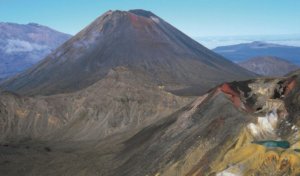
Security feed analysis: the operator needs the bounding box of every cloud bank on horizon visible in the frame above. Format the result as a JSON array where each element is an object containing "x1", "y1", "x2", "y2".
[{"x1": 195, "y1": 34, "x2": 300, "y2": 49}]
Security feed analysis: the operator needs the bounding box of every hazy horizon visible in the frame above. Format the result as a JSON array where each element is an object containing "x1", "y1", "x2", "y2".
[
  {"x1": 2, "y1": 21, "x2": 300, "y2": 49},
  {"x1": 195, "y1": 34, "x2": 300, "y2": 49}
]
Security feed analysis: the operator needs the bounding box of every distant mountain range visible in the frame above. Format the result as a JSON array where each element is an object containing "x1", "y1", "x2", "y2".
[
  {"x1": 238, "y1": 56, "x2": 299, "y2": 76},
  {"x1": 0, "y1": 22, "x2": 71, "y2": 79},
  {"x1": 213, "y1": 41, "x2": 300, "y2": 65}
]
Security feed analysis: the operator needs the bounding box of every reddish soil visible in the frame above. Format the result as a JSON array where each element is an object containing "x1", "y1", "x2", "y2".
[
  {"x1": 285, "y1": 79, "x2": 296, "y2": 96},
  {"x1": 220, "y1": 83, "x2": 242, "y2": 108},
  {"x1": 129, "y1": 13, "x2": 139, "y2": 24}
]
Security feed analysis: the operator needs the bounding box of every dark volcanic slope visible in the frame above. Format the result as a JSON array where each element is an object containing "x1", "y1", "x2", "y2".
[
  {"x1": 2, "y1": 10, "x2": 254, "y2": 96},
  {"x1": 239, "y1": 56, "x2": 299, "y2": 76},
  {"x1": 214, "y1": 41, "x2": 300, "y2": 64},
  {"x1": 0, "y1": 22, "x2": 71, "y2": 79}
]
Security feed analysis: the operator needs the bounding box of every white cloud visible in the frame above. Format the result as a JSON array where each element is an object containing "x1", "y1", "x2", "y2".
[{"x1": 4, "y1": 39, "x2": 49, "y2": 53}]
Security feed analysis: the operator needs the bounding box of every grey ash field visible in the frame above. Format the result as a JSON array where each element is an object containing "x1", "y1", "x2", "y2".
[{"x1": 1, "y1": 10, "x2": 300, "y2": 176}]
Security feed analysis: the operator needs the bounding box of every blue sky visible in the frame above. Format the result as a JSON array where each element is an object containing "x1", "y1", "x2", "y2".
[{"x1": 0, "y1": 0, "x2": 299, "y2": 37}]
